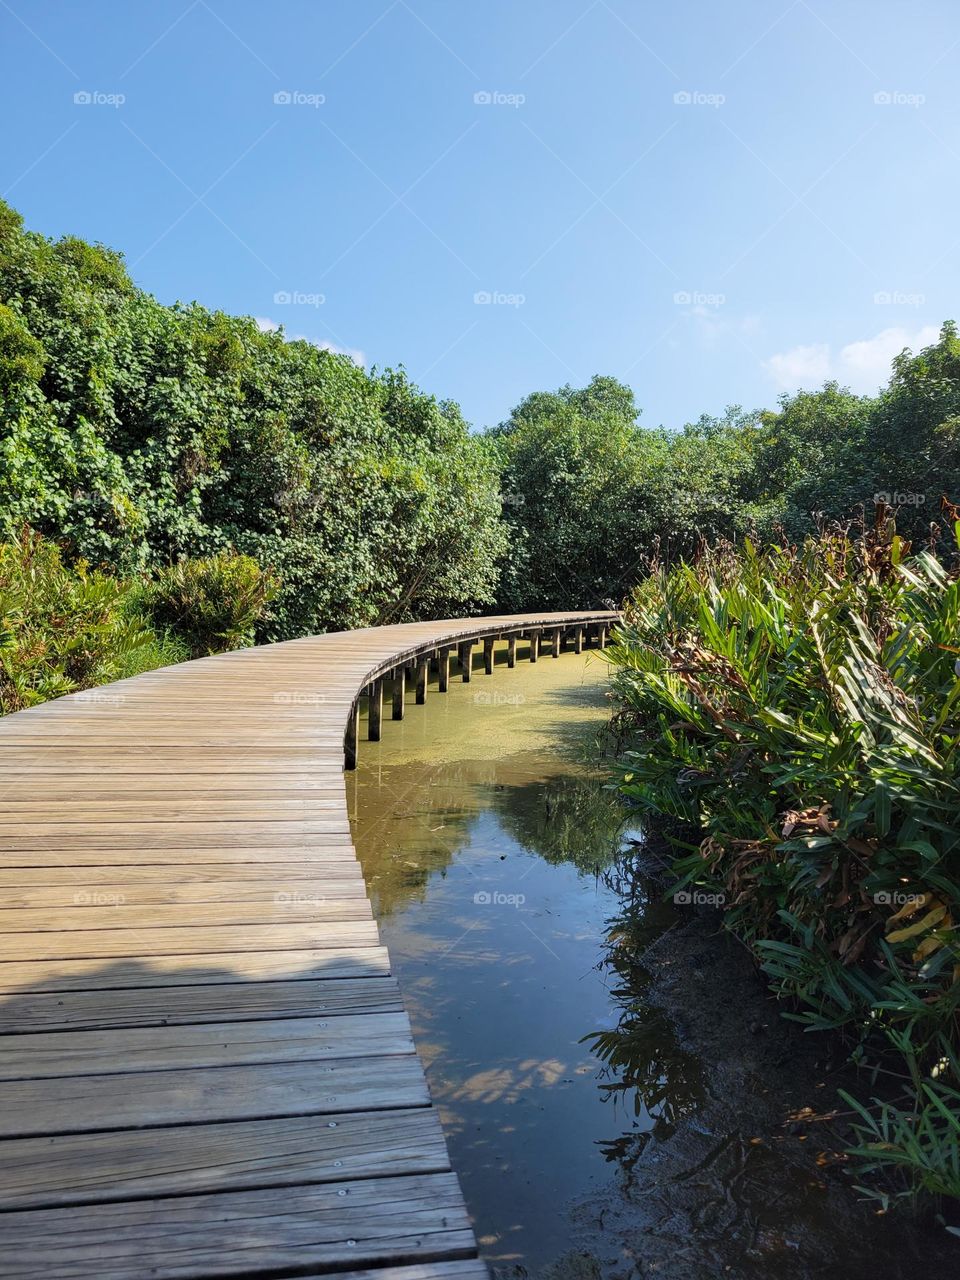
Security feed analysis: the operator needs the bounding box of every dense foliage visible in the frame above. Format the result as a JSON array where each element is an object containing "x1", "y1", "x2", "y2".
[
  {"x1": 0, "y1": 528, "x2": 185, "y2": 713},
  {"x1": 0, "y1": 199, "x2": 504, "y2": 641},
  {"x1": 493, "y1": 332, "x2": 960, "y2": 611},
  {"x1": 607, "y1": 518, "x2": 960, "y2": 1207}
]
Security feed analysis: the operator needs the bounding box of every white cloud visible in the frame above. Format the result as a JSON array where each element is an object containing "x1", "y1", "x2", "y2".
[
  {"x1": 764, "y1": 325, "x2": 939, "y2": 394},
  {"x1": 315, "y1": 339, "x2": 366, "y2": 367},
  {"x1": 253, "y1": 317, "x2": 365, "y2": 366},
  {"x1": 764, "y1": 342, "x2": 831, "y2": 387}
]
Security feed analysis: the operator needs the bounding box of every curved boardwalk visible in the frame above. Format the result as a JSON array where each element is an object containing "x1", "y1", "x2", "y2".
[{"x1": 0, "y1": 610, "x2": 616, "y2": 1280}]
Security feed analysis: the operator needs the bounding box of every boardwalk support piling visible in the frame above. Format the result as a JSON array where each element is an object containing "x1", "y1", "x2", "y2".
[
  {"x1": 367, "y1": 679, "x2": 383, "y2": 741},
  {"x1": 458, "y1": 641, "x2": 473, "y2": 682},
  {"x1": 392, "y1": 669, "x2": 405, "y2": 720},
  {"x1": 438, "y1": 646, "x2": 451, "y2": 692},
  {"x1": 344, "y1": 699, "x2": 359, "y2": 769},
  {"x1": 507, "y1": 635, "x2": 517, "y2": 668},
  {"x1": 529, "y1": 630, "x2": 541, "y2": 663},
  {"x1": 483, "y1": 637, "x2": 495, "y2": 675},
  {"x1": 551, "y1": 628, "x2": 561, "y2": 658},
  {"x1": 416, "y1": 657, "x2": 429, "y2": 704}
]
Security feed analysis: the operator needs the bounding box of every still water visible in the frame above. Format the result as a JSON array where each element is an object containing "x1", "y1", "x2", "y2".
[
  {"x1": 346, "y1": 642, "x2": 957, "y2": 1280},
  {"x1": 345, "y1": 644, "x2": 692, "y2": 1270}
]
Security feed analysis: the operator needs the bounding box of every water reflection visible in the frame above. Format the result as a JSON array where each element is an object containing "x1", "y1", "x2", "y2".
[{"x1": 346, "y1": 650, "x2": 698, "y2": 1270}]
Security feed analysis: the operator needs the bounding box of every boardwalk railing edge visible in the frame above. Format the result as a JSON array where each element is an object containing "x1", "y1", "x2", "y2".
[{"x1": 0, "y1": 608, "x2": 619, "y2": 1280}]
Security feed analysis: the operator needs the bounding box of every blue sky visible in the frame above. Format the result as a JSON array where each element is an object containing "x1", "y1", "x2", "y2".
[{"x1": 3, "y1": 1, "x2": 959, "y2": 430}]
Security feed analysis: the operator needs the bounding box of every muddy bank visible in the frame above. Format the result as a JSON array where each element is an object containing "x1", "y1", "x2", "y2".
[{"x1": 550, "y1": 879, "x2": 958, "y2": 1280}]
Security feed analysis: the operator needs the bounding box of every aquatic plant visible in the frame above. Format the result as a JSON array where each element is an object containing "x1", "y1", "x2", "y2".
[{"x1": 607, "y1": 510, "x2": 960, "y2": 1208}]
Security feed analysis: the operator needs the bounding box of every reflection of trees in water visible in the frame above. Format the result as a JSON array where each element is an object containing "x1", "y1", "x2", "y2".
[
  {"x1": 490, "y1": 772, "x2": 626, "y2": 873},
  {"x1": 583, "y1": 859, "x2": 706, "y2": 1144},
  {"x1": 351, "y1": 755, "x2": 628, "y2": 917}
]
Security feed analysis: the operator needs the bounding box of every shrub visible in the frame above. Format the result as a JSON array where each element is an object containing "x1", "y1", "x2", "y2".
[
  {"x1": 0, "y1": 528, "x2": 182, "y2": 713},
  {"x1": 141, "y1": 552, "x2": 275, "y2": 658},
  {"x1": 607, "y1": 514, "x2": 960, "y2": 1208}
]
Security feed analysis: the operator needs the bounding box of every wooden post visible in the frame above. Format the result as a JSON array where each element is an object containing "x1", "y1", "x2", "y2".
[
  {"x1": 459, "y1": 641, "x2": 473, "y2": 682},
  {"x1": 529, "y1": 630, "x2": 540, "y2": 663},
  {"x1": 344, "y1": 700, "x2": 359, "y2": 770},
  {"x1": 551, "y1": 627, "x2": 561, "y2": 658},
  {"x1": 507, "y1": 635, "x2": 517, "y2": 668},
  {"x1": 367, "y1": 679, "x2": 383, "y2": 741},
  {"x1": 438, "y1": 646, "x2": 451, "y2": 692},
  {"x1": 598, "y1": 625, "x2": 608, "y2": 649},
  {"x1": 573, "y1": 626, "x2": 584, "y2": 654},
  {"x1": 483, "y1": 636, "x2": 495, "y2": 675},
  {"x1": 392, "y1": 668, "x2": 405, "y2": 720},
  {"x1": 416, "y1": 657, "x2": 428, "y2": 704}
]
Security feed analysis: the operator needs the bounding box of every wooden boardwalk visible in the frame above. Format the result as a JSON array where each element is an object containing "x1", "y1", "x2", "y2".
[{"x1": 0, "y1": 610, "x2": 616, "y2": 1280}]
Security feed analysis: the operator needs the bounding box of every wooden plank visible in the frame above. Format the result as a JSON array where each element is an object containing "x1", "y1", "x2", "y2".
[
  {"x1": 0, "y1": 1012, "x2": 413, "y2": 1079},
  {"x1": 0, "y1": 919, "x2": 380, "y2": 962},
  {"x1": 0, "y1": 876, "x2": 368, "y2": 908},
  {"x1": 0, "y1": 975, "x2": 403, "y2": 1034},
  {"x1": 0, "y1": 946, "x2": 391, "y2": 993},
  {"x1": 0, "y1": 863, "x2": 364, "y2": 888},
  {"x1": 0, "y1": 1173, "x2": 474, "y2": 1280},
  {"x1": 0, "y1": 897, "x2": 373, "y2": 932},
  {"x1": 0, "y1": 842, "x2": 359, "y2": 866},
  {"x1": 0, "y1": 1054, "x2": 430, "y2": 1137},
  {"x1": 0, "y1": 1107, "x2": 450, "y2": 1209}
]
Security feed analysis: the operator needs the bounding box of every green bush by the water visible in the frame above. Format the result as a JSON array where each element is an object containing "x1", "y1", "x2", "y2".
[
  {"x1": 0, "y1": 529, "x2": 186, "y2": 713},
  {"x1": 141, "y1": 552, "x2": 275, "y2": 658},
  {"x1": 607, "y1": 519, "x2": 960, "y2": 1208}
]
